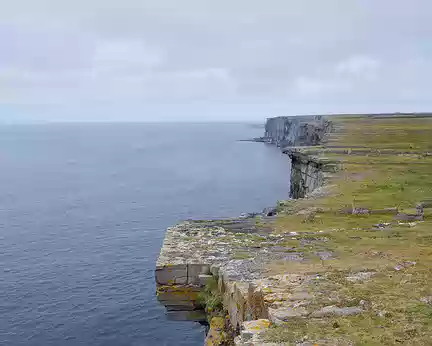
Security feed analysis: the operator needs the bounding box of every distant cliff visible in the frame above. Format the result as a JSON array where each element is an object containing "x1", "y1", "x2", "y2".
[
  {"x1": 259, "y1": 115, "x2": 330, "y2": 148},
  {"x1": 258, "y1": 115, "x2": 332, "y2": 198}
]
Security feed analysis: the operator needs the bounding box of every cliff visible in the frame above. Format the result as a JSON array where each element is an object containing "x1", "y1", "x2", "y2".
[
  {"x1": 260, "y1": 115, "x2": 333, "y2": 199},
  {"x1": 155, "y1": 115, "x2": 334, "y2": 344},
  {"x1": 259, "y1": 115, "x2": 331, "y2": 148},
  {"x1": 155, "y1": 115, "x2": 432, "y2": 346}
]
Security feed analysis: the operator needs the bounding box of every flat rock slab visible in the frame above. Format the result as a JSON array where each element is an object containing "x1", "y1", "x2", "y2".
[
  {"x1": 316, "y1": 251, "x2": 334, "y2": 260},
  {"x1": 269, "y1": 307, "x2": 309, "y2": 322},
  {"x1": 282, "y1": 253, "x2": 304, "y2": 261},
  {"x1": 311, "y1": 305, "x2": 363, "y2": 318},
  {"x1": 394, "y1": 213, "x2": 423, "y2": 221},
  {"x1": 346, "y1": 271, "x2": 375, "y2": 282},
  {"x1": 394, "y1": 261, "x2": 416, "y2": 271},
  {"x1": 287, "y1": 291, "x2": 314, "y2": 301}
]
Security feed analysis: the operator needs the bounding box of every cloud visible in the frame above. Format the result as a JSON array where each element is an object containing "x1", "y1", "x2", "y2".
[
  {"x1": 91, "y1": 40, "x2": 165, "y2": 77},
  {"x1": 0, "y1": 0, "x2": 432, "y2": 121},
  {"x1": 294, "y1": 76, "x2": 346, "y2": 96},
  {"x1": 0, "y1": 34, "x2": 237, "y2": 105},
  {"x1": 336, "y1": 56, "x2": 381, "y2": 78},
  {"x1": 293, "y1": 55, "x2": 381, "y2": 97}
]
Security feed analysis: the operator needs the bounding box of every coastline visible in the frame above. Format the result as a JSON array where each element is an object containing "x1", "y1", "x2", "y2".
[
  {"x1": 155, "y1": 115, "x2": 332, "y2": 345},
  {"x1": 155, "y1": 114, "x2": 432, "y2": 345}
]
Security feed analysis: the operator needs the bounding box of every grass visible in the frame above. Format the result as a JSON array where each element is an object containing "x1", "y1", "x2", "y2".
[
  {"x1": 264, "y1": 115, "x2": 432, "y2": 345},
  {"x1": 197, "y1": 275, "x2": 224, "y2": 316}
]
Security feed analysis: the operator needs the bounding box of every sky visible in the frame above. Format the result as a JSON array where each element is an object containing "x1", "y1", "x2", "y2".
[{"x1": 1, "y1": 0, "x2": 432, "y2": 122}]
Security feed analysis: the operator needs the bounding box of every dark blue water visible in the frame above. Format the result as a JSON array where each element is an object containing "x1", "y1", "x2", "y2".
[{"x1": 0, "y1": 123, "x2": 290, "y2": 346}]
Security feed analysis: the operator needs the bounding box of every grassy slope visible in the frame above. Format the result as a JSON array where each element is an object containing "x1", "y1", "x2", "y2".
[{"x1": 264, "y1": 116, "x2": 432, "y2": 345}]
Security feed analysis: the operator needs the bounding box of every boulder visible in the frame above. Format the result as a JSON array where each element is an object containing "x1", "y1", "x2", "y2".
[{"x1": 262, "y1": 207, "x2": 278, "y2": 217}]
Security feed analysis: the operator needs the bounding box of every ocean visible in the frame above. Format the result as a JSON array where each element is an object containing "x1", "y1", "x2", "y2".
[{"x1": 0, "y1": 123, "x2": 291, "y2": 346}]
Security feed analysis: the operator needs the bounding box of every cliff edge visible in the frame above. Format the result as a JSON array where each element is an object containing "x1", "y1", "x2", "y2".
[
  {"x1": 256, "y1": 115, "x2": 331, "y2": 148},
  {"x1": 156, "y1": 115, "x2": 432, "y2": 346}
]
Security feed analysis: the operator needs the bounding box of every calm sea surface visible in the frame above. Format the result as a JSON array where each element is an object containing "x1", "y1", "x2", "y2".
[{"x1": 0, "y1": 123, "x2": 291, "y2": 346}]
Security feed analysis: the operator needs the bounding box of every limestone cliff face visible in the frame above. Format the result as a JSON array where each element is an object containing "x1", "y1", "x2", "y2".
[
  {"x1": 288, "y1": 151, "x2": 324, "y2": 199},
  {"x1": 262, "y1": 115, "x2": 330, "y2": 148},
  {"x1": 262, "y1": 115, "x2": 332, "y2": 198}
]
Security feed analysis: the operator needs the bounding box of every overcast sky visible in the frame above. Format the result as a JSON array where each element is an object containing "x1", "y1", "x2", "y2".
[{"x1": 1, "y1": 1, "x2": 432, "y2": 122}]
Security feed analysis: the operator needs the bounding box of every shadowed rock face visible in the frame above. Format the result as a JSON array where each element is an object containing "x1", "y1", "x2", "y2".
[{"x1": 289, "y1": 152, "x2": 324, "y2": 199}]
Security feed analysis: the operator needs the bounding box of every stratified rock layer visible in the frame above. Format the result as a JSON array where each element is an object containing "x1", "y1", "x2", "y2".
[
  {"x1": 261, "y1": 115, "x2": 331, "y2": 148},
  {"x1": 286, "y1": 148, "x2": 340, "y2": 199},
  {"x1": 257, "y1": 115, "x2": 333, "y2": 198}
]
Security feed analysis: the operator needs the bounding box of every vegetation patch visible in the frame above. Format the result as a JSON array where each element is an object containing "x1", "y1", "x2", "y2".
[{"x1": 198, "y1": 275, "x2": 224, "y2": 316}]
